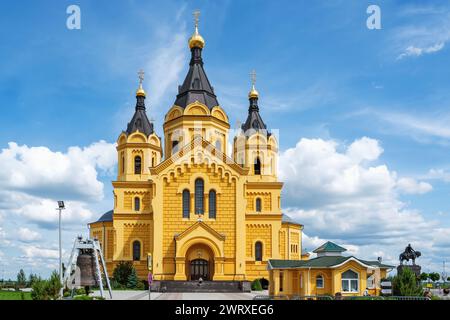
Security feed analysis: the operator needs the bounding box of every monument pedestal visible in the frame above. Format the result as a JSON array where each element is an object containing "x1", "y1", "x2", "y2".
[{"x1": 397, "y1": 264, "x2": 421, "y2": 277}]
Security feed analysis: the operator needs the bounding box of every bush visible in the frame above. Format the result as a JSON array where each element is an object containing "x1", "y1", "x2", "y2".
[
  {"x1": 31, "y1": 271, "x2": 62, "y2": 300},
  {"x1": 31, "y1": 279, "x2": 49, "y2": 300},
  {"x1": 126, "y1": 268, "x2": 139, "y2": 289},
  {"x1": 392, "y1": 267, "x2": 423, "y2": 296},
  {"x1": 113, "y1": 261, "x2": 134, "y2": 286},
  {"x1": 251, "y1": 279, "x2": 263, "y2": 291}
]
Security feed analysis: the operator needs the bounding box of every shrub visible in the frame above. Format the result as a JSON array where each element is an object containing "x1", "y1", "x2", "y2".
[
  {"x1": 126, "y1": 268, "x2": 139, "y2": 289},
  {"x1": 31, "y1": 279, "x2": 49, "y2": 300},
  {"x1": 113, "y1": 261, "x2": 134, "y2": 286},
  {"x1": 392, "y1": 267, "x2": 423, "y2": 296},
  {"x1": 31, "y1": 271, "x2": 62, "y2": 300},
  {"x1": 251, "y1": 279, "x2": 263, "y2": 291}
]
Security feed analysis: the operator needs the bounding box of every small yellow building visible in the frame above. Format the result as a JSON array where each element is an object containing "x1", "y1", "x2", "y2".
[
  {"x1": 88, "y1": 16, "x2": 304, "y2": 282},
  {"x1": 268, "y1": 241, "x2": 394, "y2": 297}
]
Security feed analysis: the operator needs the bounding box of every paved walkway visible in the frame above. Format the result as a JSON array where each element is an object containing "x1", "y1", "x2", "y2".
[{"x1": 93, "y1": 290, "x2": 267, "y2": 300}]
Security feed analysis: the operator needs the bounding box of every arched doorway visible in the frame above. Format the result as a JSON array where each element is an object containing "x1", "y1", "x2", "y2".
[
  {"x1": 190, "y1": 259, "x2": 209, "y2": 280},
  {"x1": 185, "y1": 243, "x2": 214, "y2": 281}
]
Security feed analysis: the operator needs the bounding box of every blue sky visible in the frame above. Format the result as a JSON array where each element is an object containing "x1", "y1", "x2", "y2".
[{"x1": 1, "y1": 0, "x2": 450, "y2": 279}]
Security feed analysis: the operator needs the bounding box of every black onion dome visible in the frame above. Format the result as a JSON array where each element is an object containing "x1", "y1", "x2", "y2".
[{"x1": 174, "y1": 46, "x2": 219, "y2": 109}]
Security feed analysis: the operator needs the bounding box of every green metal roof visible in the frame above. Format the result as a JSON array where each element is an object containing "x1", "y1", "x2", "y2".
[
  {"x1": 313, "y1": 241, "x2": 347, "y2": 253},
  {"x1": 268, "y1": 256, "x2": 394, "y2": 269}
]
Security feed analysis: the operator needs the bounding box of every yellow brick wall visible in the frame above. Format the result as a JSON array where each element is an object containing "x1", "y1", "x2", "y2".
[
  {"x1": 245, "y1": 224, "x2": 272, "y2": 259},
  {"x1": 162, "y1": 164, "x2": 236, "y2": 274},
  {"x1": 246, "y1": 192, "x2": 272, "y2": 212},
  {"x1": 123, "y1": 223, "x2": 152, "y2": 260},
  {"x1": 290, "y1": 232, "x2": 300, "y2": 260},
  {"x1": 279, "y1": 230, "x2": 286, "y2": 259}
]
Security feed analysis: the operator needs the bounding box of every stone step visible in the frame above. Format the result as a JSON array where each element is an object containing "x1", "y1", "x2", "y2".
[{"x1": 151, "y1": 281, "x2": 251, "y2": 293}]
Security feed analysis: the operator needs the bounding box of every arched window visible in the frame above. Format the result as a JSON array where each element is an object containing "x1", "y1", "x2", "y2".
[
  {"x1": 256, "y1": 198, "x2": 262, "y2": 213},
  {"x1": 195, "y1": 178, "x2": 204, "y2": 215},
  {"x1": 132, "y1": 241, "x2": 141, "y2": 261},
  {"x1": 316, "y1": 275, "x2": 324, "y2": 288},
  {"x1": 134, "y1": 197, "x2": 140, "y2": 211},
  {"x1": 182, "y1": 189, "x2": 190, "y2": 218},
  {"x1": 254, "y1": 157, "x2": 261, "y2": 175},
  {"x1": 209, "y1": 190, "x2": 216, "y2": 219},
  {"x1": 215, "y1": 140, "x2": 221, "y2": 152},
  {"x1": 341, "y1": 270, "x2": 359, "y2": 293},
  {"x1": 255, "y1": 241, "x2": 263, "y2": 261},
  {"x1": 172, "y1": 140, "x2": 179, "y2": 155},
  {"x1": 121, "y1": 152, "x2": 125, "y2": 174},
  {"x1": 134, "y1": 156, "x2": 142, "y2": 174}
]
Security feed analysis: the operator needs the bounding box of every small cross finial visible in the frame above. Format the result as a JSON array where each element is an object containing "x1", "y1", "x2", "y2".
[
  {"x1": 193, "y1": 10, "x2": 200, "y2": 29},
  {"x1": 250, "y1": 69, "x2": 257, "y2": 87},
  {"x1": 138, "y1": 69, "x2": 145, "y2": 85}
]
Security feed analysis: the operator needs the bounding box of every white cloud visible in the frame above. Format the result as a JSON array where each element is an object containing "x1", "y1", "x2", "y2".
[
  {"x1": 396, "y1": 177, "x2": 433, "y2": 195},
  {"x1": 426, "y1": 168, "x2": 450, "y2": 182},
  {"x1": 0, "y1": 140, "x2": 116, "y2": 202},
  {"x1": 279, "y1": 137, "x2": 446, "y2": 268},
  {"x1": 146, "y1": 32, "x2": 187, "y2": 106},
  {"x1": 17, "y1": 227, "x2": 42, "y2": 242},
  {"x1": 397, "y1": 42, "x2": 445, "y2": 59},
  {"x1": 346, "y1": 136, "x2": 383, "y2": 162},
  {"x1": 393, "y1": 6, "x2": 450, "y2": 60},
  {"x1": 0, "y1": 140, "x2": 115, "y2": 229},
  {"x1": 20, "y1": 245, "x2": 59, "y2": 260}
]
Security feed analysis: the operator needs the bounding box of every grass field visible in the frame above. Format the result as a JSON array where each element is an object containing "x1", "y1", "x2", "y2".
[{"x1": 0, "y1": 290, "x2": 32, "y2": 300}]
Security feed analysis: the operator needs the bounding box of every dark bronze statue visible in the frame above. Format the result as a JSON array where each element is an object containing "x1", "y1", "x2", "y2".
[{"x1": 399, "y1": 244, "x2": 421, "y2": 265}]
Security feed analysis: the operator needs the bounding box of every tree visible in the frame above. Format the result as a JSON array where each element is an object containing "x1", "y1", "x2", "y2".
[
  {"x1": 28, "y1": 274, "x2": 38, "y2": 287},
  {"x1": 392, "y1": 267, "x2": 423, "y2": 296},
  {"x1": 31, "y1": 271, "x2": 62, "y2": 300},
  {"x1": 17, "y1": 269, "x2": 27, "y2": 287},
  {"x1": 126, "y1": 268, "x2": 139, "y2": 289},
  {"x1": 429, "y1": 272, "x2": 440, "y2": 282},
  {"x1": 419, "y1": 273, "x2": 429, "y2": 281},
  {"x1": 113, "y1": 261, "x2": 134, "y2": 286},
  {"x1": 31, "y1": 279, "x2": 49, "y2": 300},
  {"x1": 447, "y1": 277, "x2": 450, "y2": 282},
  {"x1": 46, "y1": 271, "x2": 62, "y2": 299}
]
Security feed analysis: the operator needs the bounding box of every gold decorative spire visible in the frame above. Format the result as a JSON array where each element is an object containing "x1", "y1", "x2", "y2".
[
  {"x1": 248, "y1": 69, "x2": 259, "y2": 99},
  {"x1": 188, "y1": 10, "x2": 205, "y2": 49},
  {"x1": 136, "y1": 69, "x2": 146, "y2": 97}
]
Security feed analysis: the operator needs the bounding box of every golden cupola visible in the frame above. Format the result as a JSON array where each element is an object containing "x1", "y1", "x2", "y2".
[{"x1": 188, "y1": 10, "x2": 205, "y2": 49}]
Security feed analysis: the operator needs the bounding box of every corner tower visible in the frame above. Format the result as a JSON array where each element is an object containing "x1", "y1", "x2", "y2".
[
  {"x1": 116, "y1": 71, "x2": 162, "y2": 182},
  {"x1": 234, "y1": 71, "x2": 278, "y2": 182}
]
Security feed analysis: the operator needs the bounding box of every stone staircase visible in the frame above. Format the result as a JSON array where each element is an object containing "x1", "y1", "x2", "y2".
[{"x1": 151, "y1": 281, "x2": 251, "y2": 293}]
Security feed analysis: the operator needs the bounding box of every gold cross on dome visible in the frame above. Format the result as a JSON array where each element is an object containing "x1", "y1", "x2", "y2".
[
  {"x1": 138, "y1": 69, "x2": 145, "y2": 85},
  {"x1": 193, "y1": 10, "x2": 200, "y2": 28},
  {"x1": 250, "y1": 69, "x2": 257, "y2": 86}
]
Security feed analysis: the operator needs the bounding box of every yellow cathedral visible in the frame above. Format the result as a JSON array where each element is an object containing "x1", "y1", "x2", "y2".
[{"x1": 89, "y1": 16, "x2": 306, "y2": 284}]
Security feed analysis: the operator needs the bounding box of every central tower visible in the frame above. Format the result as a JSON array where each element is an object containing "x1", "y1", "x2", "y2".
[{"x1": 163, "y1": 12, "x2": 229, "y2": 158}]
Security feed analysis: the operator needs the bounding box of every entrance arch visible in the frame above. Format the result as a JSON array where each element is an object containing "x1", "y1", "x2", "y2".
[
  {"x1": 185, "y1": 243, "x2": 214, "y2": 281},
  {"x1": 174, "y1": 222, "x2": 226, "y2": 281}
]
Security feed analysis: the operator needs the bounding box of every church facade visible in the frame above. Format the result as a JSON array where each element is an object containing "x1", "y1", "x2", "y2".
[{"x1": 88, "y1": 18, "x2": 305, "y2": 282}]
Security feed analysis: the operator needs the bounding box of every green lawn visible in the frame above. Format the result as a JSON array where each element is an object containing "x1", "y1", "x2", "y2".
[{"x1": 0, "y1": 290, "x2": 32, "y2": 300}]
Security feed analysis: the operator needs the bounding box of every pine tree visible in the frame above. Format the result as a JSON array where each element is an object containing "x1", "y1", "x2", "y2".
[
  {"x1": 17, "y1": 269, "x2": 27, "y2": 287},
  {"x1": 393, "y1": 267, "x2": 423, "y2": 296},
  {"x1": 126, "y1": 267, "x2": 139, "y2": 289}
]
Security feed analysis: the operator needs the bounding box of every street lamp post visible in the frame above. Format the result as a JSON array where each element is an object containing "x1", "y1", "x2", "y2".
[{"x1": 57, "y1": 201, "x2": 65, "y2": 299}]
